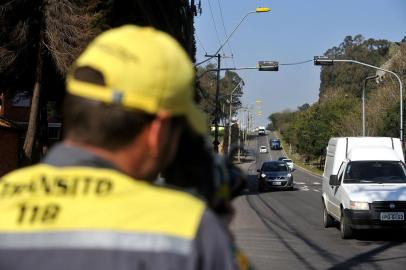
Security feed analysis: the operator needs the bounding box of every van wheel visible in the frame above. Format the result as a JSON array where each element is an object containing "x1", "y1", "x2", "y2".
[
  {"x1": 323, "y1": 204, "x2": 334, "y2": 228},
  {"x1": 340, "y1": 211, "x2": 353, "y2": 239}
]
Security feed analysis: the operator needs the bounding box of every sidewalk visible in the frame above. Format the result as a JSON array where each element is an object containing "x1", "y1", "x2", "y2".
[{"x1": 233, "y1": 138, "x2": 257, "y2": 175}]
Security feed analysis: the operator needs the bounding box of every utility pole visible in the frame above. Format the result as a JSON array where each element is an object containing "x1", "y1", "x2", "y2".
[
  {"x1": 210, "y1": 53, "x2": 221, "y2": 153},
  {"x1": 227, "y1": 80, "x2": 243, "y2": 154},
  {"x1": 195, "y1": 7, "x2": 271, "y2": 153}
]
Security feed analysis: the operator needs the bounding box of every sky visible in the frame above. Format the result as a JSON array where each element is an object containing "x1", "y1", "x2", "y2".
[{"x1": 194, "y1": 0, "x2": 406, "y2": 127}]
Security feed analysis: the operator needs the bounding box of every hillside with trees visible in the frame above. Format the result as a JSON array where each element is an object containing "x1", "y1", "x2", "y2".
[{"x1": 270, "y1": 35, "x2": 406, "y2": 163}]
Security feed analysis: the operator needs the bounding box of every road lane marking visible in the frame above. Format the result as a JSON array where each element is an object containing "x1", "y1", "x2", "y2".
[
  {"x1": 313, "y1": 189, "x2": 321, "y2": 192},
  {"x1": 295, "y1": 182, "x2": 306, "y2": 185},
  {"x1": 299, "y1": 186, "x2": 310, "y2": 191},
  {"x1": 313, "y1": 182, "x2": 321, "y2": 185}
]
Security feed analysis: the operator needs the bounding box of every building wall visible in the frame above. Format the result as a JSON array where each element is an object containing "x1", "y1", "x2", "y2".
[
  {"x1": 3, "y1": 93, "x2": 30, "y2": 122},
  {"x1": 0, "y1": 128, "x2": 19, "y2": 176}
]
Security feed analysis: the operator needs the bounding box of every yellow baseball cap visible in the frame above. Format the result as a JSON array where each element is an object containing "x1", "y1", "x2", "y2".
[{"x1": 66, "y1": 25, "x2": 207, "y2": 135}]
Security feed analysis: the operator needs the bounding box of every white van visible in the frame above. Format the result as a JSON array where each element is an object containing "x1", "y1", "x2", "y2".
[{"x1": 322, "y1": 137, "x2": 406, "y2": 238}]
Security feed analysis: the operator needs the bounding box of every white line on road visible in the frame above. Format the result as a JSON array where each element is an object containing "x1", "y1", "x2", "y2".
[
  {"x1": 295, "y1": 182, "x2": 306, "y2": 185},
  {"x1": 313, "y1": 189, "x2": 321, "y2": 192},
  {"x1": 299, "y1": 186, "x2": 310, "y2": 191},
  {"x1": 313, "y1": 182, "x2": 321, "y2": 185}
]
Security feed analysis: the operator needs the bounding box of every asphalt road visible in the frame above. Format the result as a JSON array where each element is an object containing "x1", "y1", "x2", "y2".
[{"x1": 230, "y1": 132, "x2": 406, "y2": 270}]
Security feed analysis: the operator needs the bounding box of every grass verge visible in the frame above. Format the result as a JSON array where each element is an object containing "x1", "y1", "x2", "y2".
[{"x1": 274, "y1": 131, "x2": 323, "y2": 176}]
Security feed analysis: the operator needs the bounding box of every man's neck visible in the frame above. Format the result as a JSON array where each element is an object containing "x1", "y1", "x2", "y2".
[{"x1": 63, "y1": 139, "x2": 158, "y2": 181}]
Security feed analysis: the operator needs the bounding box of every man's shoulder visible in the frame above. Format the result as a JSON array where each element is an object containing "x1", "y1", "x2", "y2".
[{"x1": 1, "y1": 164, "x2": 42, "y2": 180}]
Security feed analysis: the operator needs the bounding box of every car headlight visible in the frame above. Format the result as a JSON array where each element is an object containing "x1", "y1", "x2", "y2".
[
  {"x1": 287, "y1": 173, "x2": 292, "y2": 178},
  {"x1": 350, "y1": 201, "x2": 369, "y2": 210},
  {"x1": 261, "y1": 173, "x2": 267, "y2": 178}
]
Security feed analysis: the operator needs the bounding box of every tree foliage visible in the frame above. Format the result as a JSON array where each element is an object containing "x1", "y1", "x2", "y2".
[
  {"x1": 0, "y1": 0, "x2": 102, "y2": 162},
  {"x1": 271, "y1": 35, "x2": 406, "y2": 162},
  {"x1": 196, "y1": 66, "x2": 244, "y2": 128},
  {"x1": 0, "y1": 0, "x2": 199, "y2": 163},
  {"x1": 320, "y1": 35, "x2": 391, "y2": 99},
  {"x1": 107, "y1": 0, "x2": 196, "y2": 60}
]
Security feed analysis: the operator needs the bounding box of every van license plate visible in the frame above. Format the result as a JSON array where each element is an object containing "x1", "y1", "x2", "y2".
[
  {"x1": 380, "y1": 212, "x2": 404, "y2": 221},
  {"x1": 272, "y1": 181, "x2": 282, "y2": 186}
]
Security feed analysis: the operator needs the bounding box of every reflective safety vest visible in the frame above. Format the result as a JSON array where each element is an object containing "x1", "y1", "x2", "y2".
[{"x1": 0, "y1": 164, "x2": 205, "y2": 269}]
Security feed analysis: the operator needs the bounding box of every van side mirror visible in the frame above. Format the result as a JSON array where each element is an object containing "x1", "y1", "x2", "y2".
[{"x1": 329, "y1": 175, "x2": 339, "y2": 186}]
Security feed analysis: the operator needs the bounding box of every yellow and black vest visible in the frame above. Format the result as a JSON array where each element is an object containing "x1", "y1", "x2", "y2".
[{"x1": 0, "y1": 164, "x2": 208, "y2": 270}]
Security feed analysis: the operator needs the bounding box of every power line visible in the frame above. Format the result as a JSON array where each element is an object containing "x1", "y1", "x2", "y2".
[
  {"x1": 207, "y1": 0, "x2": 228, "y2": 66},
  {"x1": 196, "y1": 34, "x2": 208, "y2": 55},
  {"x1": 279, "y1": 59, "x2": 313, "y2": 66},
  {"x1": 216, "y1": 0, "x2": 237, "y2": 68}
]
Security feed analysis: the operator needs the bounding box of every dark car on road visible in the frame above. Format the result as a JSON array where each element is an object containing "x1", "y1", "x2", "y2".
[
  {"x1": 270, "y1": 139, "x2": 282, "y2": 150},
  {"x1": 257, "y1": 161, "x2": 293, "y2": 191}
]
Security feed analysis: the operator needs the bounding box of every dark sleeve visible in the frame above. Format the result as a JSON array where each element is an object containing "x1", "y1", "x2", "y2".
[{"x1": 194, "y1": 209, "x2": 238, "y2": 270}]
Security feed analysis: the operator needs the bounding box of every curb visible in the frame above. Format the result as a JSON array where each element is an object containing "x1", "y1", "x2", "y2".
[
  {"x1": 293, "y1": 163, "x2": 323, "y2": 180},
  {"x1": 273, "y1": 133, "x2": 324, "y2": 180}
]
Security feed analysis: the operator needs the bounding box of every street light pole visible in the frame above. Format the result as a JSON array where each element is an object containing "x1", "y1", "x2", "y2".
[
  {"x1": 197, "y1": 62, "x2": 277, "y2": 153},
  {"x1": 314, "y1": 57, "x2": 404, "y2": 141},
  {"x1": 213, "y1": 54, "x2": 221, "y2": 153},
  {"x1": 195, "y1": 7, "x2": 271, "y2": 67},
  {"x1": 362, "y1": 75, "x2": 378, "y2": 136},
  {"x1": 196, "y1": 7, "x2": 270, "y2": 153},
  {"x1": 237, "y1": 107, "x2": 248, "y2": 162}
]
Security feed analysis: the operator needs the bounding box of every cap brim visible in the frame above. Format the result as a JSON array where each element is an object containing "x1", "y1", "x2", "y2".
[{"x1": 186, "y1": 103, "x2": 208, "y2": 135}]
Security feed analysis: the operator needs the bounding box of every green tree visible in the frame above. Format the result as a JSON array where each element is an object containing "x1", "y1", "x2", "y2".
[
  {"x1": 196, "y1": 66, "x2": 244, "y2": 128},
  {"x1": 270, "y1": 35, "x2": 405, "y2": 162},
  {"x1": 0, "y1": 0, "x2": 102, "y2": 163},
  {"x1": 1, "y1": 0, "x2": 199, "y2": 163},
  {"x1": 297, "y1": 103, "x2": 310, "y2": 112},
  {"x1": 319, "y1": 35, "x2": 391, "y2": 99}
]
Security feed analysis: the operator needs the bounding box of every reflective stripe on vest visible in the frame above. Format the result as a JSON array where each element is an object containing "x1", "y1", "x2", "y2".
[
  {"x1": 0, "y1": 231, "x2": 192, "y2": 254},
  {"x1": 0, "y1": 165, "x2": 205, "y2": 250}
]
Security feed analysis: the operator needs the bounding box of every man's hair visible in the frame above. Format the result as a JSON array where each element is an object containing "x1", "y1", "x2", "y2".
[{"x1": 63, "y1": 67, "x2": 156, "y2": 150}]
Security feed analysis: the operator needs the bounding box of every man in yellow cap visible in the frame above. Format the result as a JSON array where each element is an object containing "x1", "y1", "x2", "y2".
[{"x1": 0, "y1": 25, "x2": 241, "y2": 270}]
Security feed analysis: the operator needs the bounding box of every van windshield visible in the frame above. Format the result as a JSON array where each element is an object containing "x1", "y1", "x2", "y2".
[{"x1": 343, "y1": 161, "x2": 406, "y2": 184}]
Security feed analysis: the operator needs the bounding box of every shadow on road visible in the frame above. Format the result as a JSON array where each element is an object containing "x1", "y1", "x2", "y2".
[
  {"x1": 235, "y1": 138, "x2": 406, "y2": 269},
  {"x1": 240, "y1": 174, "x2": 259, "y2": 195},
  {"x1": 354, "y1": 229, "x2": 406, "y2": 242},
  {"x1": 241, "y1": 175, "x2": 405, "y2": 269},
  {"x1": 328, "y1": 221, "x2": 406, "y2": 242},
  {"x1": 245, "y1": 194, "x2": 339, "y2": 270},
  {"x1": 327, "y1": 241, "x2": 406, "y2": 270}
]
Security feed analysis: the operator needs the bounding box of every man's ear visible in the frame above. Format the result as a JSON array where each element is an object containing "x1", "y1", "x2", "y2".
[{"x1": 147, "y1": 111, "x2": 171, "y2": 158}]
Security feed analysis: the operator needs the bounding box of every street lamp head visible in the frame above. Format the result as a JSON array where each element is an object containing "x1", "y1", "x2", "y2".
[
  {"x1": 256, "y1": 7, "x2": 271, "y2": 13},
  {"x1": 195, "y1": 6, "x2": 271, "y2": 67}
]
